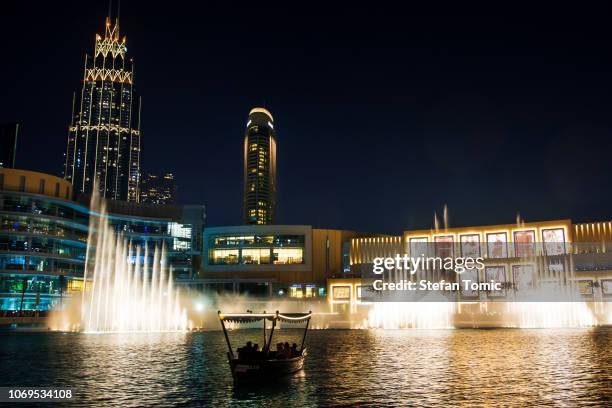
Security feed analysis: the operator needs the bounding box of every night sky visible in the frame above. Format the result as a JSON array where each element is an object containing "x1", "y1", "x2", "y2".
[{"x1": 2, "y1": 1, "x2": 612, "y2": 234}]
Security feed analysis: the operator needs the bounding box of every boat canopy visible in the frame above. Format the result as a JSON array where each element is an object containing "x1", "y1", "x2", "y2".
[{"x1": 218, "y1": 311, "x2": 312, "y2": 324}]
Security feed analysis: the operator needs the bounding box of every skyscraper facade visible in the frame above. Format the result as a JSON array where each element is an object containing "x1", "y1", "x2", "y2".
[
  {"x1": 0, "y1": 123, "x2": 19, "y2": 168},
  {"x1": 64, "y1": 16, "x2": 141, "y2": 202},
  {"x1": 140, "y1": 172, "x2": 177, "y2": 205},
  {"x1": 243, "y1": 108, "x2": 277, "y2": 225}
]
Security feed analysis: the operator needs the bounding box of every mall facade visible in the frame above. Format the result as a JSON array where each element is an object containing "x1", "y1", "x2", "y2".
[
  {"x1": 0, "y1": 168, "x2": 204, "y2": 311},
  {"x1": 181, "y1": 225, "x2": 375, "y2": 298},
  {"x1": 329, "y1": 219, "x2": 612, "y2": 309}
]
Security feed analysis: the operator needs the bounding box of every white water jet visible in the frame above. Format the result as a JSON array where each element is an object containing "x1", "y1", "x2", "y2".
[
  {"x1": 508, "y1": 302, "x2": 596, "y2": 328},
  {"x1": 365, "y1": 301, "x2": 456, "y2": 329},
  {"x1": 80, "y1": 191, "x2": 188, "y2": 333}
]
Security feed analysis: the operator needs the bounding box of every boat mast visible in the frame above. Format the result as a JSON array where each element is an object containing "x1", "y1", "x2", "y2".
[
  {"x1": 218, "y1": 311, "x2": 234, "y2": 359},
  {"x1": 300, "y1": 311, "x2": 312, "y2": 352},
  {"x1": 262, "y1": 310, "x2": 267, "y2": 350},
  {"x1": 265, "y1": 311, "x2": 279, "y2": 354}
]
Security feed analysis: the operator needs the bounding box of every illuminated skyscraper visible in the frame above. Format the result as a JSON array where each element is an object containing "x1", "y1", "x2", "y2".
[
  {"x1": 64, "y1": 15, "x2": 141, "y2": 202},
  {"x1": 243, "y1": 108, "x2": 277, "y2": 224},
  {"x1": 141, "y1": 172, "x2": 177, "y2": 205}
]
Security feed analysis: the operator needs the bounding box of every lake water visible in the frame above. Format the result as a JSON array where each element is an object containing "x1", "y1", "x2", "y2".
[{"x1": 1, "y1": 328, "x2": 610, "y2": 406}]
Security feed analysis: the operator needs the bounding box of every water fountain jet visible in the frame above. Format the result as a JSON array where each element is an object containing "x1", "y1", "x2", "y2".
[{"x1": 78, "y1": 190, "x2": 188, "y2": 333}]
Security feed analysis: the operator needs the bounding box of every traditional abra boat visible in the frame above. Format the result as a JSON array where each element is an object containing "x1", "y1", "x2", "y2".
[{"x1": 218, "y1": 310, "x2": 312, "y2": 383}]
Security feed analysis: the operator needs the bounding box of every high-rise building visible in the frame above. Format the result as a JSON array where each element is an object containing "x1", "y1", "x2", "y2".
[
  {"x1": 243, "y1": 108, "x2": 277, "y2": 225},
  {"x1": 140, "y1": 172, "x2": 177, "y2": 205},
  {"x1": 0, "y1": 123, "x2": 19, "y2": 168},
  {"x1": 64, "y1": 15, "x2": 142, "y2": 202}
]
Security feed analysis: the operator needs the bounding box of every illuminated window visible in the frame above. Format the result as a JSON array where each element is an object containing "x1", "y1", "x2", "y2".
[
  {"x1": 289, "y1": 285, "x2": 303, "y2": 298},
  {"x1": 305, "y1": 285, "x2": 317, "y2": 298},
  {"x1": 211, "y1": 249, "x2": 239, "y2": 265},
  {"x1": 273, "y1": 248, "x2": 303, "y2": 264},
  {"x1": 169, "y1": 222, "x2": 191, "y2": 243},
  {"x1": 332, "y1": 286, "x2": 350, "y2": 300},
  {"x1": 241, "y1": 248, "x2": 271, "y2": 264}
]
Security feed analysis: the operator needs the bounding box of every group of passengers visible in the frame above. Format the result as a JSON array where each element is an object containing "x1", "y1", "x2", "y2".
[
  {"x1": 237, "y1": 341, "x2": 260, "y2": 359},
  {"x1": 275, "y1": 342, "x2": 299, "y2": 359},
  {"x1": 237, "y1": 341, "x2": 300, "y2": 360}
]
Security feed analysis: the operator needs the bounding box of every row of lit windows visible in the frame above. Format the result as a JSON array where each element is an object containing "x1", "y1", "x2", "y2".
[
  {"x1": 210, "y1": 248, "x2": 304, "y2": 265},
  {"x1": 211, "y1": 235, "x2": 304, "y2": 247}
]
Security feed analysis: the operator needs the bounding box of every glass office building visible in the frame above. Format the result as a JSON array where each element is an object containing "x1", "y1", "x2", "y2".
[
  {"x1": 140, "y1": 173, "x2": 177, "y2": 205},
  {"x1": 0, "y1": 169, "x2": 204, "y2": 311}
]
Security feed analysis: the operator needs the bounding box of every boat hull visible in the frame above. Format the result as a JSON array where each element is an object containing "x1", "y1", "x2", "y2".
[{"x1": 229, "y1": 354, "x2": 305, "y2": 383}]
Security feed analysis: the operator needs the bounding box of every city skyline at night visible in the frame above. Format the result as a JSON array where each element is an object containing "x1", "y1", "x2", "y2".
[
  {"x1": 2, "y1": 2, "x2": 612, "y2": 234},
  {"x1": 1, "y1": 4, "x2": 611, "y2": 407}
]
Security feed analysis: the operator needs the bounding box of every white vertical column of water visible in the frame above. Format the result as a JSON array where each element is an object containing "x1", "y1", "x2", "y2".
[{"x1": 81, "y1": 192, "x2": 189, "y2": 332}]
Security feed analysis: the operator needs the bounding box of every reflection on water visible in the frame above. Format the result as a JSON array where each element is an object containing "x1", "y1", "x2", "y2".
[{"x1": 0, "y1": 328, "x2": 610, "y2": 406}]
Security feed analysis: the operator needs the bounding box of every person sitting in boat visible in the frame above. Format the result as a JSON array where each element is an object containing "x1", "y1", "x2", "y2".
[
  {"x1": 275, "y1": 342, "x2": 288, "y2": 359},
  {"x1": 238, "y1": 341, "x2": 254, "y2": 359},
  {"x1": 291, "y1": 343, "x2": 298, "y2": 357}
]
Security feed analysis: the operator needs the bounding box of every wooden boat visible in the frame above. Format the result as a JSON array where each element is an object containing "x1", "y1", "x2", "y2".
[{"x1": 218, "y1": 310, "x2": 312, "y2": 383}]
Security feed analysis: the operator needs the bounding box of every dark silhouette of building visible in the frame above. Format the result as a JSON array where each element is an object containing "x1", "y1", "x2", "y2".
[
  {"x1": 0, "y1": 123, "x2": 19, "y2": 168},
  {"x1": 63, "y1": 15, "x2": 142, "y2": 202},
  {"x1": 243, "y1": 108, "x2": 277, "y2": 225},
  {"x1": 140, "y1": 173, "x2": 177, "y2": 205}
]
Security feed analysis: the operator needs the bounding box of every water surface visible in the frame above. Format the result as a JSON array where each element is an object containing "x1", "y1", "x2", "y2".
[{"x1": 1, "y1": 328, "x2": 610, "y2": 406}]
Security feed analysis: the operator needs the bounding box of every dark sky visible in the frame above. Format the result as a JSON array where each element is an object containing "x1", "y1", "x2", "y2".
[{"x1": 2, "y1": 1, "x2": 612, "y2": 234}]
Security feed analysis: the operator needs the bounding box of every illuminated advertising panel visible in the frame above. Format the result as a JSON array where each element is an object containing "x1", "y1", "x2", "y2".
[
  {"x1": 542, "y1": 228, "x2": 566, "y2": 255},
  {"x1": 487, "y1": 232, "x2": 507, "y2": 259},
  {"x1": 460, "y1": 234, "x2": 480, "y2": 257},
  {"x1": 513, "y1": 230, "x2": 535, "y2": 258}
]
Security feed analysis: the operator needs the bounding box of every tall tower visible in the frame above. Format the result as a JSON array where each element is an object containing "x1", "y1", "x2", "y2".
[
  {"x1": 64, "y1": 15, "x2": 142, "y2": 202},
  {"x1": 243, "y1": 108, "x2": 277, "y2": 224}
]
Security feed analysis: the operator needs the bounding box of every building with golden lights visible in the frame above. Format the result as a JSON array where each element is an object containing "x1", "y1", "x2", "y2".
[
  {"x1": 243, "y1": 108, "x2": 276, "y2": 225},
  {"x1": 329, "y1": 219, "x2": 612, "y2": 308},
  {"x1": 64, "y1": 15, "x2": 141, "y2": 202},
  {"x1": 186, "y1": 225, "x2": 376, "y2": 298}
]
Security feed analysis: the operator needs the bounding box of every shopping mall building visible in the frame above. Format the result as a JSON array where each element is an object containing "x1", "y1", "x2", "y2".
[
  {"x1": 181, "y1": 225, "x2": 376, "y2": 299},
  {"x1": 328, "y1": 219, "x2": 612, "y2": 310},
  {"x1": 182, "y1": 221, "x2": 612, "y2": 307},
  {"x1": 0, "y1": 168, "x2": 205, "y2": 311}
]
